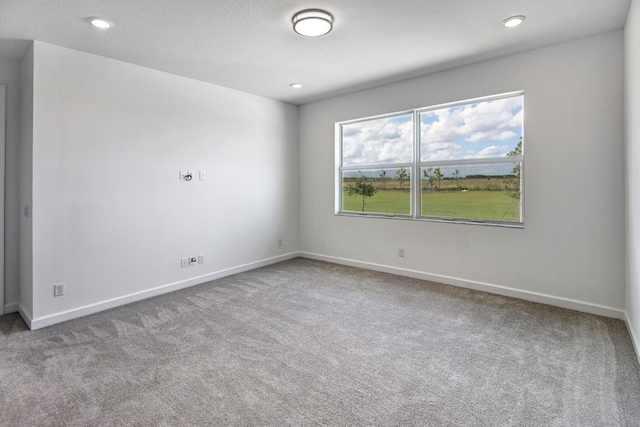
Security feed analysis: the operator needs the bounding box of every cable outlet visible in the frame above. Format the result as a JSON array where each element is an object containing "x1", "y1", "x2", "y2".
[
  {"x1": 179, "y1": 170, "x2": 193, "y2": 181},
  {"x1": 53, "y1": 283, "x2": 65, "y2": 297},
  {"x1": 398, "y1": 247, "x2": 405, "y2": 257},
  {"x1": 181, "y1": 257, "x2": 188, "y2": 268}
]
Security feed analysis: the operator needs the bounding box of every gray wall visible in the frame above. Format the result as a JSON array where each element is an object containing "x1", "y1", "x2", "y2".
[
  {"x1": 24, "y1": 42, "x2": 299, "y2": 327},
  {"x1": 0, "y1": 54, "x2": 22, "y2": 312},
  {"x1": 299, "y1": 31, "x2": 625, "y2": 317}
]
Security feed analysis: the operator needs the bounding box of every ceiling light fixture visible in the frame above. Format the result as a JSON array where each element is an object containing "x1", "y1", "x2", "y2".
[
  {"x1": 292, "y1": 9, "x2": 333, "y2": 37},
  {"x1": 88, "y1": 17, "x2": 114, "y2": 29},
  {"x1": 502, "y1": 15, "x2": 526, "y2": 28},
  {"x1": 290, "y1": 83, "x2": 303, "y2": 89}
]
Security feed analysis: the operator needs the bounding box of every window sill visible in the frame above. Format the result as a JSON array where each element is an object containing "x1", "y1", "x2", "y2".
[{"x1": 336, "y1": 212, "x2": 525, "y2": 229}]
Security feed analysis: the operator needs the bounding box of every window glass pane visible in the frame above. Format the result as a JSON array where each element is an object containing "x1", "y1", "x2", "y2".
[
  {"x1": 421, "y1": 163, "x2": 521, "y2": 222},
  {"x1": 342, "y1": 169, "x2": 411, "y2": 215},
  {"x1": 342, "y1": 114, "x2": 413, "y2": 166},
  {"x1": 421, "y1": 96, "x2": 523, "y2": 162}
]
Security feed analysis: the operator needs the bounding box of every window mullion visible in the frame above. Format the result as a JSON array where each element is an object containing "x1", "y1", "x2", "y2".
[
  {"x1": 420, "y1": 156, "x2": 523, "y2": 168},
  {"x1": 340, "y1": 163, "x2": 413, "y2": 172}
]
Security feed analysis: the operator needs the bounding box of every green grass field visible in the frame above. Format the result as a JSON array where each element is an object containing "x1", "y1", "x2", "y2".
[
  {"x1": 342, "y1": 189, "x2": 520, "y2": 222},
  {"x1": 343, "y1": 189, "x2": 411, "y2": 215}
]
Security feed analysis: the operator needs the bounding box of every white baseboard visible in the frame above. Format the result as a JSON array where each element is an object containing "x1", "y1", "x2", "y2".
[
  {"x1": 4, "y1": 302, "x2": 19, "y2": 314},
  {"x1": 20, "y1": 251, "x2": 634, "y2": 341},
  {"x1": 624, "y1": 311, "x2": 640, "y2": 366},
  {"x1": 28, "y1": 252, "x2": 299, "y2": 330},
  {"x1": 299, "y1": 252, "x2": 627, "y2": 320}
]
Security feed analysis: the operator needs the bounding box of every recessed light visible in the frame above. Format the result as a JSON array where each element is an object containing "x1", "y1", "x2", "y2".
[
  {"x1": 292, "y1": 9, "x2": 333, "y2": 37},
  {"x1": 88, "y1": 17, "x2": 114, "y2": 29},
  {"x1": 502, "y1": 15, "x2": 526, "y2": 28},
  {"x1": 290, "y1": 83, "x2": 303, "y2": 89}
]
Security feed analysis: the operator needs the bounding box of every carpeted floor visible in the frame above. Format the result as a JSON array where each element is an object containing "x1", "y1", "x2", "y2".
[{"x1": 1, "y1": 258, "x2": 639, "y2": 426}]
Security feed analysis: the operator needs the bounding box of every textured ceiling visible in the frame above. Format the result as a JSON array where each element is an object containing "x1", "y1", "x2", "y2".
[{"x1": 0, "y1": 0, "x2": 631, "y2": 105}]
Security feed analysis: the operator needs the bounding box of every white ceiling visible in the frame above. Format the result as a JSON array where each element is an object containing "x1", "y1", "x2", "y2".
[{"x1": 0, "y1": 0, "x2": 631, "y2": 105}]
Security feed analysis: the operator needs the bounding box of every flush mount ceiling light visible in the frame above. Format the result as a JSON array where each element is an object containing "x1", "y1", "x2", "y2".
[
  {"x1": 290, "y1": 83, "x2": 303, "y2": 89},
  {"x1": 88, "y1": 17, "x2": 114, "y2": 29},
  {"x1": 292, "y1": 9, "x2": 333, "y2": 37},
  {"x1": 502, "y1": 15, "x2": 526, "y2": 28}
]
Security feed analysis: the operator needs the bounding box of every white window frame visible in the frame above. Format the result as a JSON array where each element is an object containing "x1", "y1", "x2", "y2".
[{"x1": 336, "y1": 91, "x2": 524, "y2": 227}]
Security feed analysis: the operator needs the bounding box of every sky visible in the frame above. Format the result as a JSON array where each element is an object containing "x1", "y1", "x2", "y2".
[{"x1": 342, "y1": 95, "x2": 523, "y2": 167}]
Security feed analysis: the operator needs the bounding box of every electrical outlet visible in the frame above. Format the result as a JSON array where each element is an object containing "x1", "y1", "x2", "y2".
[
  {"x1": 198, "y1": 254, "x2": 204, "y2": 264},
  {"x1": 278, "y1": 238, "x2": 283, "y2": 247},
  {"x1": 53, "y1": 283, "x2": 65, "y2": 297},
  {"x1": 181, "y1": 257, "x2": 188, "y2": 268},
  {"x1": 398, "y1": 247, "x2": 405, "y2": 257},
  {"x1": 189, "y1": 256, "x2": 197, "y2": 265}
]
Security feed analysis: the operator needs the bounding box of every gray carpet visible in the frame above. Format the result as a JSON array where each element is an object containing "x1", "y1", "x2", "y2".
[{"x1": 1, "y1": 258, "x2": 639, "y2": 426}]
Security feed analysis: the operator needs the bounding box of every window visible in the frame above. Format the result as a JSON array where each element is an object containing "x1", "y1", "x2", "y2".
[{"x1": 337, "y1": 92, "x2": 524, "y2": 226}]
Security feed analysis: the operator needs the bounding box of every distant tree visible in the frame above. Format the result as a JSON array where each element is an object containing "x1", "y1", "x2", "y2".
[
  {"x1": 396, "y1": 168, "x2": 409, "y2": 191},
  {"x1": 504, "y1": 137, "x2": 523, "y2": 199},
  {"x1": 347, "y1": 174, "x2": 378, "y2": 213},
  {"x1": 379, "y1": 170, "x2": 387, "y2": 190},
  {"x1": 507, "y1": 137, "x2": 522, "y2": 174},
  {"x1": 423, "y1": 168, "x2": 435, "y2": 191},
  {"x1": 454, "y1": 169, "x2": 460, "y2": 190},
  {"x1": 433, "y1": 168, "x2": 443, "y2": 190}
]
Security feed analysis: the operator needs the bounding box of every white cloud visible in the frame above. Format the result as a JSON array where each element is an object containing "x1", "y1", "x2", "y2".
[
  {"x1": 476, "y1": 145, "x2": 510, "y2": 158},
  {"x1": 467, "y1": 130, "x2": 517, "y2": 142},
  {"x1": 422, "y1": 142, "x2": 466, "y2": 161},
  {"x1": 343, "y1": 115, "x2": 413, "y2": 165},
  {"x1": 344, "y1": 95, "x2": 522, "y2": 165},
  {"x1": 422, "y1": 96, "x2": 523, "y2": 159}
]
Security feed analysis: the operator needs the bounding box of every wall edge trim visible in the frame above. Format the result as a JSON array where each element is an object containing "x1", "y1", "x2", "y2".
[
  {"x1": 624, "y1": 311, "x2": 640, "y2": 367},
  {"x1": 17, "y1": 303, "x2": 33, "y2": 329}
]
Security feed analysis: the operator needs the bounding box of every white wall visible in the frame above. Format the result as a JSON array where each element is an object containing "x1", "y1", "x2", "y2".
[
  {"x1": 299, "y1": 31, "x2": 625, "y2": 317},
  {"x1": 0, "y1": 55, "x2": 22, "y2": 313},
  {"x1": 25, "y1": 42, "x2": 298, "y2": 327},
  {"x1": 625, "y1": 0, "x2": 640, "y2": 357}
]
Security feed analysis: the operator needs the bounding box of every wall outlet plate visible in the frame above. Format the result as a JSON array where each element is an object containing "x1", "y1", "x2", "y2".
[
  {"x1": 54, "y1": 283, "x2": 65, "y2": 297},
  {"x1": 181, "y1": 257, "x2": 188, "y2": 268}
]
